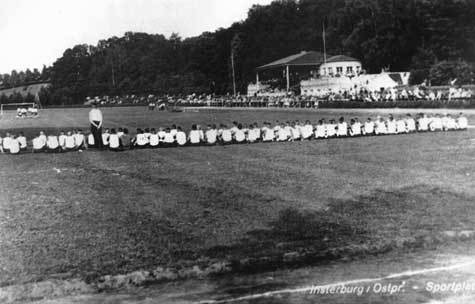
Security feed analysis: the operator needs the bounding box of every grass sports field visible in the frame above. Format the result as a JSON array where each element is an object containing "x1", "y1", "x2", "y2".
[{"x1": 0, "y1": 107, "x2": 475, "y2": 288}]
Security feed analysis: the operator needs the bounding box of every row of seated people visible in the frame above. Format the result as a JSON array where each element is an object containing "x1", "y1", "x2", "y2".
[{"x1": 0, "y1": 113, "x2": 468, "y2": 154}]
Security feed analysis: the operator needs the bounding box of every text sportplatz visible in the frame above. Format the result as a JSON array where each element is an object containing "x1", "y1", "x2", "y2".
[{"x1": 309, "y1": 282, "x2": 406, "y2": 296}]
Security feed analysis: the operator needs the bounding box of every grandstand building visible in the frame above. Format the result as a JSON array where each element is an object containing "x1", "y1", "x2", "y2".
[{"x1": 248, "y1": 52, "x2": 410, "y2": 97}]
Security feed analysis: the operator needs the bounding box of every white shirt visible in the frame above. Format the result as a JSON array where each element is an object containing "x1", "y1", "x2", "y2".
[
  {"x1": 89, "y1": 108, "x2": 103, "y2": 125},
  {"x1": 364, "y1": 121, "x2": 375, "y2": 135},
  {"x1": 457, "y1": 117, "x2": 468, "y2": 129},
  {"x1": 375, "y1": 121, "x2": 387, "y2": 134},
  {"x1": 47, "y1": 136, "x2": 59, "y2": 149},
  {"x1": 326, "y1": 124, "x2": 337, "y2": 137},
  {"x1": 164, "y1": 132, "x2": 175, "y2": 143},
  {"x1": 315, "y1": 125, "x2": 326, "y2": 138},
  {"x1": 9, "y1": 139, "x2": 20, "y2": 154},
  {"x1": 74, "y1": 133, "x2": 85, "y2": 147},
  {"x1": 387, "y1": 120, "x2": 397, "y2": 134},
  {"x1": 149, "y1": 134, "x2": 159, "y2": 146},
  {"x1": 88, "y1": 134, "x2": 95, "y2": 145},
  {"x1": 3, "y1": 137, "x2": 12, "y2": 150},
  {"x1": 301, "y1": 125, "x2": 313, "y2": 139},
  {"x1": 406, "y1": 119, "x2": 416, "y2": 132},
  {"x1": 337, "y1": 122, "x2": 348, "y2": 136},
  {"x1": 102, "y1": 133, "x2": 110, "y2": 145},
  {"x1": 290, "y1": 127, "x2": 300, "y2": 139},
  {"x1": 65, "y1": 136, "x2": 76, "y2": 149},
  {"x1": 247, "y1": 129, "x2": 257, "y2": 142},
  {"x1": 235, "y1": 130, "x2": 245, "y2": 142},
  {"x1": 262, "y1": 127, "x2": 274, "y2": 141},
  {"x1": 17, "y1": 136, "x2": 27, "y2": 149},
  {"x1": 277, "y1": 128, "x2": 289, "y2": 141},
  {"x1": 189, "y1": 130, "x2": 202, "y2": 144},
  {"x1": 205, "y1": 129, "x2": 217, "y2": 144},
  {"x1": 59, "y1": 135, "x2": 67, "y2": 147},
  {"x1": 176, "y1": 132, "x2": 187, "y2": 146},
  {"x1": 351, "y1": 122, "x2": 362, "y2": 136},
  {"x1": 136, "y1": 133, "x2": 148, "y2": 146},
  {"x1": 221, "y1": 129, "x2": 232, "y2": 142},
  {"x1": 418, "y1": 117, "x2": 429, "y2": 131},
  {"x1": 33, "y1": 137, "x2": 46, "y2": 150},
  {"x1": 109, "y1": 134, "x2": 120, "y2": 148},
  {"x1": 396, "y1": 120, "x2": 406, "y2": 134}
]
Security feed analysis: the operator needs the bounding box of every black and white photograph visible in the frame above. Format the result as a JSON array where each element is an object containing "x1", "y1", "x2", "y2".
[{"x1": 1, "y1": 0, "x2": 475, "y2": 303}]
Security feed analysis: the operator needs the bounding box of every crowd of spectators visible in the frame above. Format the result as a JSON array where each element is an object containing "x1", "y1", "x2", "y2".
[{"x1": 83, "y1": 85, "x2": 475, "y2": 109}]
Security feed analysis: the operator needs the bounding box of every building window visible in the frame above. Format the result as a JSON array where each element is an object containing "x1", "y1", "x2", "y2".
[
  {"x1": 347, "y1": 66, "x2": 353, "y2": 74},
  {"x1": 328, "y1": 67, "x2": 333, "y2": 75},
  {"x1": 336, "y1": 67, "x2": 343, "y2": 74}
]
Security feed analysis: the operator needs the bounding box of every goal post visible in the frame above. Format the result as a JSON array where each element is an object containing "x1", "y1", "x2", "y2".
[{"x1": 0, "y1": 103, "x2": 36, "y2": 116}]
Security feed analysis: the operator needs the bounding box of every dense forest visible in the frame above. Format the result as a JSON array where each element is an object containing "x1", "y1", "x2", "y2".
[{"x1": 1, "y1": 0, "x2": 475, "y2": 105}]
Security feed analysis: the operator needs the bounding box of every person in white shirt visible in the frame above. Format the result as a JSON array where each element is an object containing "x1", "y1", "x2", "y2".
[
  {"x1": 188, "y1": 124, "x2": 203, "y2": 145},
  {"x1": 337, "y1": 117, "x2": 348, "y2": 137},
  {"x1": 375, "y1": 117, "x2": 387, "y2": 135},
  {"x1": 58, "y1": 131, "x2": 67, "y2": 150},
  {"x1": 315, "y1": 120, "x2": 327, "y2": 139},
  {"x1": 102, "y1": 128, "x2": 110, "y2": 148},
  {"x1": 143, "y1": 128, "x2": 151, "y2": 141},
  {"x1": 386, "y1": 115, "x2": 397, "y2": 135},
  {"x1": 74, "y1": 129, "x2": 86, "y2": 150},
  {"x1": 134, "y1": 128, "x2": 149, "y2": 148},
  {"x1": 252, "y1": 123, "x2": 261, "y2": 141},
  {"x1": 149, "y1": 128, "x2": 159, "y2": 148},
  {"x1": 163, "y1": 128, "x2": 176, "y2": 147},
  {"x1": 17, "y1": 132, "x2": 27, "y2": 150},
  {"x1": 9, "y1": 135, "x2": 20, "y2": 154},
  {"x1": 301, "y1": 120, "x2": 313, "y2": 140},
  {"x1": 87, "y1": 133, "x2": 95, "y2": 148},
  {"x1": 326, "y1": 119, "x2": 337, "y2": 137},
  {"x1": 108, "y1": 129, "x2": 121, "y2": 151},
  {"x1": 363, "y1": 118, "x2": 375, "y2": 135},
  {"x1": 234, "y1": 124, "x2": 246, "y2": 143},
  {"x1": 230, "y1": 122, "x2": 239, "y2": 136},
  {"x1": 396, "y1": 117, "x2": 407, "y2": 134},
  {"x1": 429, "y1": 114, "x2": 443, "y2": 132},
  {"x1": 47, "y1": 135, "x2": 60, "y2": 152},
  {"x1": 170, "y1": 125, "x2": 178, "y2": 138},
  {"x1": 2, "y1": 132, "x2": 12, "y2": 153},
  {"x1": 444, "y1": 114, "x2": 457, "y2": 131},
  {"x1": 32, "y1": 132, "x2": 47, "y2": 152},
  {"x1": 417, "y1": 114, "x2": 430, "y2": 132},
  {"x1": 65, "y1": 131, "x2": 76, "y2": 151},
  {"x1": 349, "y1": 119, "x2": 362, "y2": 136},
  {"x1": 405, "y1": 114, "x2": 416, "y2": 133},
  {"x1": 277, "y1": 123, "x2": 290, "y2": 142},
  {"x1": 89, "y1": 103, "x2": 104, "y2": 148},
  {"x1": 157, "y1": 127, "x2": 166, "y2": 143},
  {"x1": 176, "y1": 127, "x2": 187, "y2": 146},
  {"x1": 220, "y1": 125, "x2": 233, "y2": 144},
  {"x1": 262, "y1": 123, "x2": 274, "y2": 142},
  {"x1": 205, "y1": 124, "x2": 218, "y2": 145},
  {"x1": 457, "y1": 113, "x2": 468, "y2": 130},
  {"x1": 290, "y1": 122, "x2": 301, "y2": 141},
  {"x1": 117, "y1": 128, "x2": 124, "y2": 138},
  {"x1": 247, "y1": 125, "x2": 258, "y2": 143}
]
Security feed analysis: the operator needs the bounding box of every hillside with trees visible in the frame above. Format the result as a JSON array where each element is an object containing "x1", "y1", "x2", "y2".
[{"x1": 1, "y1": 0, "x2": 475, "y2": 105}]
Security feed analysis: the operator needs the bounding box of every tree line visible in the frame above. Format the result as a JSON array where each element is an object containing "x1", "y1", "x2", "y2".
[{"x1": 1, "y1": 0, "x2": 475, "y2": 105}]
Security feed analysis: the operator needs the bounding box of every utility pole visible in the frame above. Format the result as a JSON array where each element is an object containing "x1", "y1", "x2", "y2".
[{"x1": 231, "y1": 51, "x2": 237, "y2": 96}]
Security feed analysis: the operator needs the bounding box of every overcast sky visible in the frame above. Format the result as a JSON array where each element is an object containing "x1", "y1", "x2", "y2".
[{"x1": 0, "y1": 0, "x2": 273, "y2": 74}]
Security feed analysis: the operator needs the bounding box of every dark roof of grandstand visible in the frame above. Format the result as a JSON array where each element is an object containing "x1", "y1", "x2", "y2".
[
  {"x1": 388, "y1": 73, "x2": 403, "y2": 85},
  {"x1": 256, "y1": 51, "x2": 328, "y2": 71},
  {"x1": 325, "y1": 55, "x2": 359, "y2": 63}
]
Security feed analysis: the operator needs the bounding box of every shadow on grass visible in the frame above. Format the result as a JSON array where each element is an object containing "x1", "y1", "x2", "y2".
[{"x1": 205, "y1": 184, "x2": 475, "y2": 271}]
